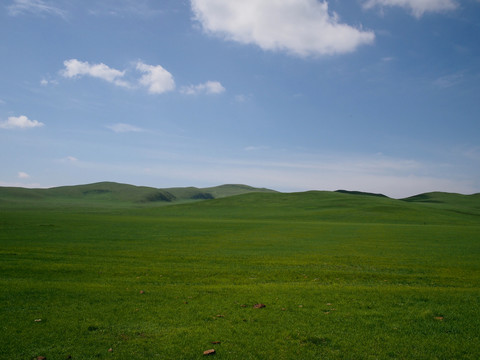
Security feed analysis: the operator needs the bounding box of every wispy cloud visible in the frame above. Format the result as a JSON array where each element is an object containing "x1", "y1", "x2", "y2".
[
  {"x1": 56, "y1": 156, "x2": 78, "y2": 164},
  {"x1": 180, "y1": 81, "x2": 225, "y2": 95},
  {"x1": 88, "y1": 0, "x2": 164, "y2": 18},
  {"x1": 18, "y1": 171, "x2": 30, "y2": 179},
  {"x1": 136, "y1": 62, "x2": 175, "y2": 94},
  {"x1": 107, "y1": 123, "x2": 145, "y2": 133},
  {"x1": 28, "y1": 149, "x2": 478, "y2": 198},
  {"x1": 433, "y1": 72, "x2": 464, "y2": 88},
  {"x1": 363, "y1": 0, "x2": 458, "y2": 18},
  {"x1": 191, "y1": 0, "x2": 374, "y2": 57},
  {"x1": 0, "y1": 181, "x2": 42, "y2": 188},
  {"x1": 8, "y1": 0, "x2": 67, "y2": 19},
  {"x1": 0, "y1": 115, "x2": 44, "y2": 129},
  {"x1": 245, "y1": 145, "x2": 270, "y2": 151},
  {"x1": 234, "y1": 94, "x2": 248, "y2": 103},
  {"x1": 65, "y1": 156, "x2": 78, "y2": 163},
  {"x1": 134, "y1": 151, "x2": 476, "y2": 198},
  {"x1": 61, "y1": 59, "x2": 130, "y2": 88}
]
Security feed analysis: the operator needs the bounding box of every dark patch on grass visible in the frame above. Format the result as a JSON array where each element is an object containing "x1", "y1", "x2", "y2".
[
  {"x1": 82, "y1": 189, "x2": 111, "y2": 196},
  {"x1": 335, "y1": 190, "x2": 388, "y2": 198},
  {"x1": 143, "y1": 191, "x2": 175, "y2": 202},
  {"x1": 402, "y1": 194, "x2": 443, "y2": 203},
  {"x1": 191, "y1": 192, "x2": 214, "y2": 200},
  {"x1": 303, "y1": 336, "x2": 332, "y2": 346}
]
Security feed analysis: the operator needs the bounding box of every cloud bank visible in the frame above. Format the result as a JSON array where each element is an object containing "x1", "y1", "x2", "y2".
[
  {"x1": 191, "y1": 0, "x2": 375, "y2": 57},
  {"x1": 363, "y1": 0, "x2": 458, "y2": 17},
  {"x1": 0, "y1": 115, "x2": 44, "y2": 129}
]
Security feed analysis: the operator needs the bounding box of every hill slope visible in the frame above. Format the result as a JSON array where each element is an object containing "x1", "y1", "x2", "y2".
[
  {"x1": 401, "y1": 192, "x2": 480, "y2": 218},
  {"x1": 144, "y1": 190, "x2": 480, "y2": 225}
]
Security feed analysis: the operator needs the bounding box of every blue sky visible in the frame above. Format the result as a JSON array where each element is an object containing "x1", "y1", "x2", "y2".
[{"x1": 1, "y1": 0, "x2": 479, "y2": 198}]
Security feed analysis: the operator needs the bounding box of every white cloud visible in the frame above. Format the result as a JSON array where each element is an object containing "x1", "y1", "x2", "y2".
[
  {"x1": 40, "y1": 78, "x2": 58, "y2": 86},
  {"x1": 59, "y1": 59, "x2": 224, "y2": 97},
  {"x1": 18, "y1": 172, "x2": 30, "y2": 179},
  {"x1": 8, "y1": 0, "x2": 67, "y2": 18},
  {"x1": 107, "y1": 123, "x2": 144, "y2": 133},
  {"x1": 180, "y1": 81, "x2": 225, "y2": 95},
  {"x1": 61, "y1": 59, "x2": 129, "y2": 87},
  {"x1": 363, "y1": 0, "x2": 458, "y2": 17},
  {"x1": 0, "y1": 115, "x2": 44, "y2": 129},
  {"x1": 136, "y1": 62, "x2": 175, "y2": 94},
  {"x1": 191, "y1": 0, "x2": 375, "y2": 57}
]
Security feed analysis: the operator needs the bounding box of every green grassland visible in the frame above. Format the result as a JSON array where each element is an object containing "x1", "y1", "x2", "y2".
[{"x1": 1, "y1": 184, "x2": 479, "y2": 359}]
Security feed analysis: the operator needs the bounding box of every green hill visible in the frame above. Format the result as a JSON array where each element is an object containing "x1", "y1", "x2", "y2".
[
  {"x1": 163, "y1": 184, "x2": 277, "y2": 201},
  {"x1": 402, "y1": 191, "x2": 480, "y2": 207},
  {"x1": 0, "y1": 182, "x2": 169, "y2": 206},
  {"x1": 401, "y1": 191, "x2": 480, "y2": 218},
  {"x1": 0, "y1": 181, "x2": 276, "y2": 207}
]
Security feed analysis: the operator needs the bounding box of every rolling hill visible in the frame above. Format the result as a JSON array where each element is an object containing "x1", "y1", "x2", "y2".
[
  {"x1": 0, "y1": 181, "x2": 277, "y2": 207},
  {"x1": 144, "y1": 189, "x2": 480, "y2": 225},
  {"x1": 1, "y1": 182, "x2": 478, "y2": 225}
]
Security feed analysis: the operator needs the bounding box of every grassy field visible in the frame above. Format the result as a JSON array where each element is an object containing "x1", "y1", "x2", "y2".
[{"x1": 1, "y1": 185, "x2": 479, "y2": 359}]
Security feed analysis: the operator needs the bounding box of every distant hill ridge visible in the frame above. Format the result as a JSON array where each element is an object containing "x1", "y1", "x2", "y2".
[
  {"x1": 0, "y1": 181, "x2": 479, "y2": 211},
  {"x1": 1, "y1": 182, "x2": 479, "y2": 224},
  {"x1": 0, "y1": 181, "x2": 277, "y2": 205}
]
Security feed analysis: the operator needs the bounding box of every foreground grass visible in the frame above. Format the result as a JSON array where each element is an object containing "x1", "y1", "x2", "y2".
[{"x1": 1, "y1": 194, "x2": 480, "y2": 359}]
